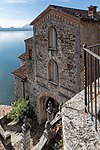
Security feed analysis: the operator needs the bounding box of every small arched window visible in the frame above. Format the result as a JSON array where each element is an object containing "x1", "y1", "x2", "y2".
[
  {"x1": 48, "y1": 60, "x2": 58, "y2": 83},
  {"x1": 48, "y1": 27, "x2": 57, "y2": 49}
]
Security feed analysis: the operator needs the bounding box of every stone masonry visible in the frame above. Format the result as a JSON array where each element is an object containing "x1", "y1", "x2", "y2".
[
  {"x1": 62, "y1": 90, "x2": 100, "y2": 150},
  {"x1": 12, "y1": 5, "x2": 100, "y2": 124}
]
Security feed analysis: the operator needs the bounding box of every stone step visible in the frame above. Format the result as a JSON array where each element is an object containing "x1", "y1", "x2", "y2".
[
  {"x1": 10, "y1": 131, "x2": 22, "y2": 145},
  {"x1": 0, "y1": 125, "x2": 5, "y2": 137}
]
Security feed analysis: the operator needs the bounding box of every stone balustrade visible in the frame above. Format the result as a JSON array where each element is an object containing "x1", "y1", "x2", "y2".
[
  {"x1": 0, "y1": 125, "x2": 12, "y2": 150},
  {"x1": 62, "y1": 90, "x2": 100, "y2": 150}
]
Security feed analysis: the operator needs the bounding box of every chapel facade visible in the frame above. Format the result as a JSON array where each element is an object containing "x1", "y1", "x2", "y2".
[{"x1": 12, "y1": 5, "x2": 100, "y2": 124}]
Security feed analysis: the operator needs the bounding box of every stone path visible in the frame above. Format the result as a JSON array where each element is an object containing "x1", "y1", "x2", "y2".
[
  {"x1": 0, "y1": 128, "x2": 23, "y2": 150},
  {"x1": 0, "y1": 105, "x2": 22, "y2": 149},
  {"x1": 0, "y1": 105, "x2": 12, "y2": 118},
  {"x1": 10, "y1": 131, "x2": 22, "y2": 146},
  {"x1": 0, "y1": 105, "x2": 45, "y2": 149}
]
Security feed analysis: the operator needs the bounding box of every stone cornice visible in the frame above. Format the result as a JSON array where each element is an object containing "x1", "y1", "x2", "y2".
[{"x1": 30, "y1": 6, "x2": 80, "y2": 26}]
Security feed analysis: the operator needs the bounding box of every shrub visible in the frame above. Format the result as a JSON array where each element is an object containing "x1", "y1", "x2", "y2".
[{"x1": 8, "y1": 99, "x2": 30, "y2": 123}]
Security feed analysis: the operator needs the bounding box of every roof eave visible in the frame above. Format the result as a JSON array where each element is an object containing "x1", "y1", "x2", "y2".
[
  {"x1": 12, "y1": 65, "x2": 27, "y2": 81},
  {"x1": 30, "y1": 5, "x2": 51, "y2": 25},
  {"x1": 30, "y1": 5, "x2": 80, "y2": 25},
  {"x1": 12, "y1": 75, "x2": 27, "y2": 81},
  {"x1": 81, "y1": 17, "x2": 100, "y2": 22}
]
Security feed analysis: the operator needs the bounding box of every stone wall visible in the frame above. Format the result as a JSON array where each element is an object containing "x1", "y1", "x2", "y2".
[
  {"x1": 80, "y1": 21, "x2": 100, "y2": 46},
  {"x1": 34, "y1": 12, "x2": 80, "y2": 93},
  {"x1": 99, "y1": 24, "x2": 100, "y2": 41},
  {"x1": 14, "y1": 77, "x2": 23, "y2": 100},
  {"x1": 27, "y1": 11, "x2": 100, "y2": 124},
  {"x1": 62, "y1": 90, "x2": 100, "y2": 150},
  {"x1": 28, "y1": 11, "x2": 81, "y2": 123},
  {"x1": 19, "y1": 59, "x2": 26, "y2": 67},
  {"x1": 80, "y1": 21, "x2": 100, "y2": 89},
  {"x1": 13, "y1": 9, "x2": 100, "y2": 124},
  {"x1": 26, "y1": 60, "x2": 35, "y2": 84},
  {"x1": 14, "y1": 77, "x2": 29, "y2": 100}
]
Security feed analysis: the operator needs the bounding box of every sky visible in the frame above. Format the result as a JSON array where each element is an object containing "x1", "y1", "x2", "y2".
[{"x1": 0, "y1": 0, "x2": 100, "y2": 28}]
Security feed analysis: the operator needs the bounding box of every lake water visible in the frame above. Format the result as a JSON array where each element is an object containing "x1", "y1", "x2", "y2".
[{"x1": 0, "y1": 31, "x2": 33, "y2": 105}]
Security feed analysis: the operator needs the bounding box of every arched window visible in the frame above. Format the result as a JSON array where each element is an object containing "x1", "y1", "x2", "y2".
[
  {"x1": 48, "y1": 60, "x2": 58, "y2": 83},
  {"x1": 48, "y1": 27, "x2": 57, "y2": 49}
]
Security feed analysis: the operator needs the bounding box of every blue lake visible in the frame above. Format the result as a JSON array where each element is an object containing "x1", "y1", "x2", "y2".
[{"x1": 0, "y1": 31, "x2": 33, "y2": 105}]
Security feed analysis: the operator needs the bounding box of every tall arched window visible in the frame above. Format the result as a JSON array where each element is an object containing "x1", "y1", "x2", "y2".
[
  {"x1": 48, "y1": 27, "x2": 57, "y2": 49},
  {"x1": 48, "y1": 60, "x2": 58, "y2": 83}
]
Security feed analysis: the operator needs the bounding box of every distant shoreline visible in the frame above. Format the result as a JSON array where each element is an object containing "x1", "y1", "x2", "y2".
[
  {"x1": 0, "y1": 24, "x2": 32, "y2": 31},
  {"x1": 0, "y1": 29, "x2": 32, "y2": 31}
]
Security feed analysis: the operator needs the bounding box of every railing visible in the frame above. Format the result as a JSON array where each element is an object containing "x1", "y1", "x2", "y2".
[{"x1": 83, "y1": 44, "x2": 100, "y2": 131}]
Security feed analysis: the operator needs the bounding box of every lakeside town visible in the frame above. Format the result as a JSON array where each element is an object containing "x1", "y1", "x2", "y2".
[{"x1": 0, "y1": 2, "x2": 100, "y2": 150}]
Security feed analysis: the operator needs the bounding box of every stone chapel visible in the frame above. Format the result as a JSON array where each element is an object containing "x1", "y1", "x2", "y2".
[{"x1": 12, "y1": 5, "x2": 100, "y2": 124}]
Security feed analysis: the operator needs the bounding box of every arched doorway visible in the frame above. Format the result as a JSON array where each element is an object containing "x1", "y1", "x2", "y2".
[
  {"x1": 46, "y1": 97, "x2": 59, "y2": 116},
  {"x1": 38, "y1": 96, "x2": 59, "y2": 124}
]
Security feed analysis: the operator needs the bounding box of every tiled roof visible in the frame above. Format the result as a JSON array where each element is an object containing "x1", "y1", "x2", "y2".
[
  {"x1": 50, "y1": 5, "x2": 100, "y2": 21},
  {"x1": 24, "y1": 37, "x2": 33, "y2": 42},
  {"x1": 12, "y1": 65, "x2": 27, "y2": 80},
  {"x1": 18, "y1": 52, "x2": 28, "y2": 60},
  {"x1": 31, "y1": 5, "x2": 100, "y2": 25}
]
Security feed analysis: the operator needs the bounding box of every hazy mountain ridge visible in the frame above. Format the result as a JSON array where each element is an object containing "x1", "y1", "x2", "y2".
[
  {"x1": 22, "y1": 24, "x2": 32, "y2": 29},
  {"x1": 0, "y1": 24, "x2": 32, "y2": 31}
]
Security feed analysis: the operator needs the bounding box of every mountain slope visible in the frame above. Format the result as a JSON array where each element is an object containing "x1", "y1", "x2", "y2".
[
  {"x1": 0, "y1": 24, "x2": 32, "y2": 31},
  {"x1": 21, "y1": 24, "x2": 32, "y2": 30}
]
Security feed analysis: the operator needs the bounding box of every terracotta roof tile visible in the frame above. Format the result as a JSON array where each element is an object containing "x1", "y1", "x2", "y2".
[
  {"x1": 18, "y1": 52, "x2": 28, "y2": 60},
  {"x1": 31, "y1": 5, "x2": 100, "y2": 25},
  {"x1": 24, "y1": 37, "x2": 33, "y2": 42},
  {"x1": 12, "y1": 65, "x2": 27, "y2": 80},
  {"x1": 50, "y1": 5, "x2": 100, "y2": 21}
]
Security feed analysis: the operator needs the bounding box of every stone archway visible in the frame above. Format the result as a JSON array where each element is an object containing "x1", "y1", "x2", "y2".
[
  {"x1": 38, "y1": 96, "x2": 59, "y2": 124},
  {"x1": 46, "y1": 97, "x2": 59, "y2": 116}
]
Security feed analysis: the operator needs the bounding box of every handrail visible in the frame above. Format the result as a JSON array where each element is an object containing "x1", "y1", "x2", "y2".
[
  {"x1": 83, "y1": 47, "x2": 100, "y2": 61},
  {"x1": 83, "y1": 44, "x2": 100, "y2": 131},
  {"x1": 87, "y1": 44, "x2": 100, "y2": 48}
]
